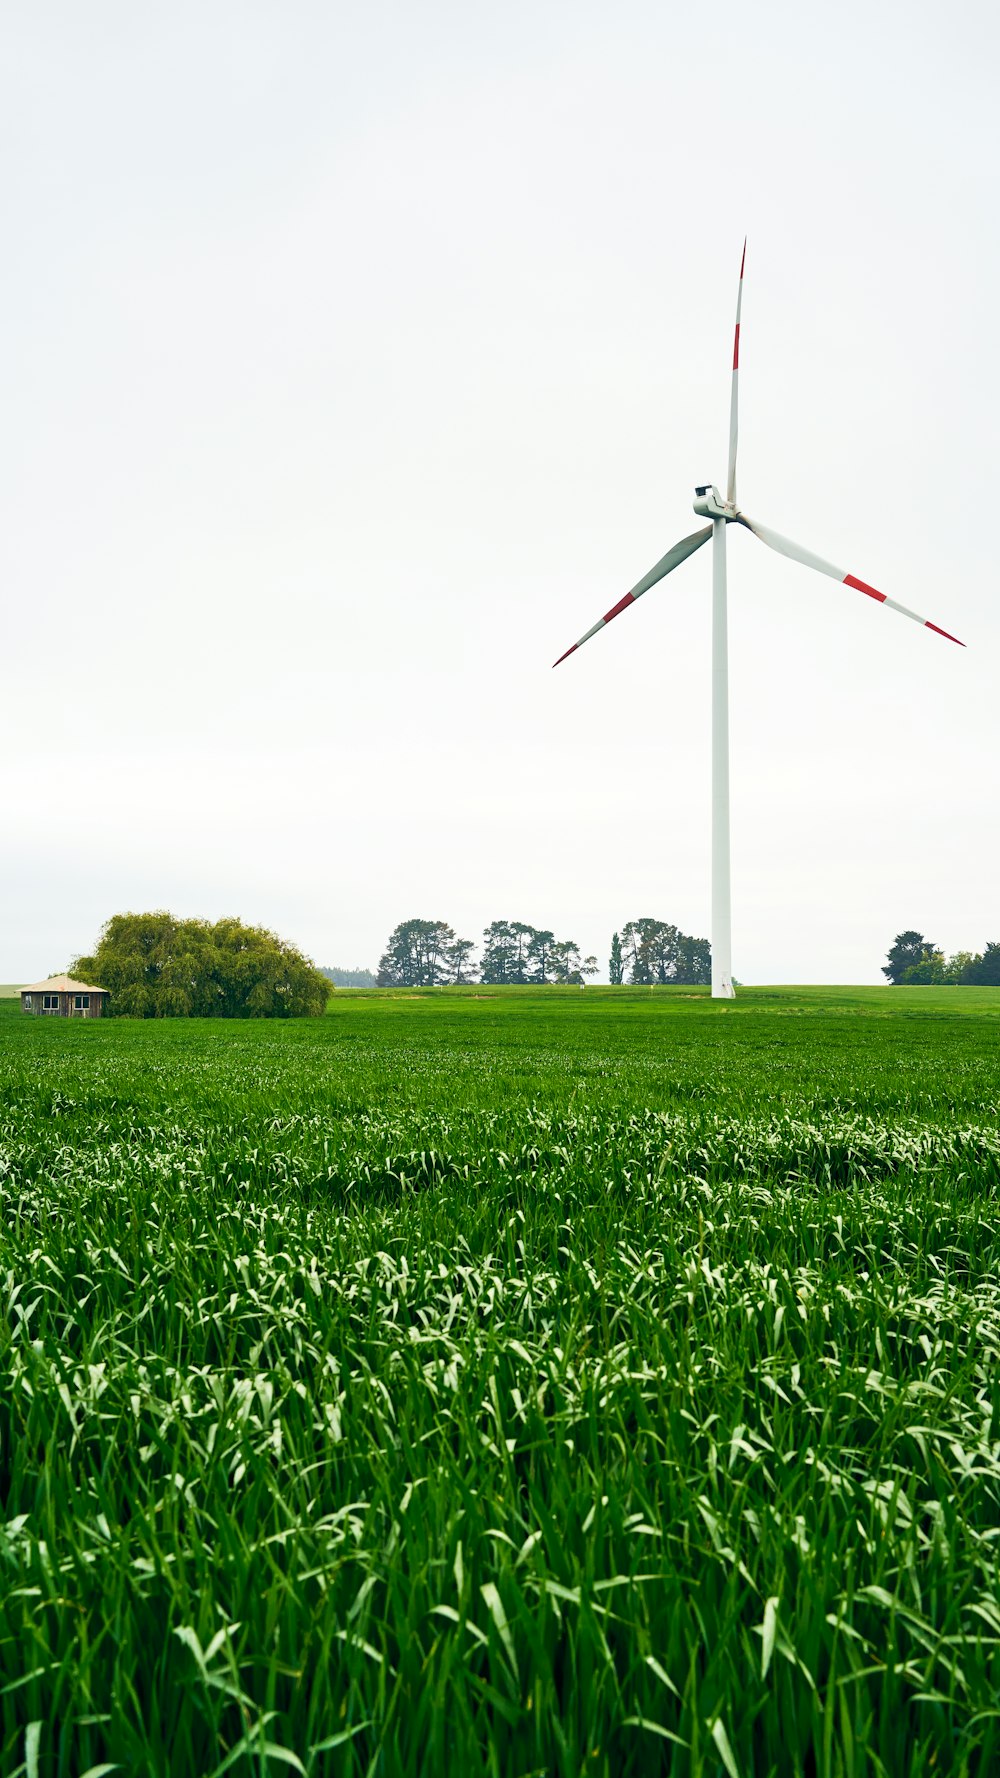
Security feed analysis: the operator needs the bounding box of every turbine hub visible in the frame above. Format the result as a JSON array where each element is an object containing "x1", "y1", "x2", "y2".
[{"x1": 693, "y1": 485, "x2": 737, "y2": 521}]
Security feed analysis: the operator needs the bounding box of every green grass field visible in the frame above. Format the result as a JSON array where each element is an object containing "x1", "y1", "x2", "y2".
[{"x1": 2, "y1": 986, "x2": 999, "y2": 1776}]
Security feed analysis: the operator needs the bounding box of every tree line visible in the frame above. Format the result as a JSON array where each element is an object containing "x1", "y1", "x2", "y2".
[
  {"x1": 376, "y1": 919, "x2": 596, "y2": 986},
  {"x1": 609, "y1": 921, "x2": 711, "y2": 985},
  {"x1": 376, "y1": 917, "x2": 711, "y2": 987},
  {"x1": 883, "y1": 931, "x2": 1000, "y2": 986}
]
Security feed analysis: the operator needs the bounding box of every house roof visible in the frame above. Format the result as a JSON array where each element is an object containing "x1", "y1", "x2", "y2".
[{"x1": 22, "y1": 975, "x2": 108, "y2": 995}]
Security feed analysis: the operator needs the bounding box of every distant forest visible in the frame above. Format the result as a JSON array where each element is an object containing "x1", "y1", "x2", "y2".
[
  {"x1": 374, "y1": 918, "x2": 711, "y2": 988},
  {"x1": 883, "y1": 932, "x2": 1000, "y2": 985},
  {"x1": 322, "y1": 966, "x2": 376, "y2": 988}
]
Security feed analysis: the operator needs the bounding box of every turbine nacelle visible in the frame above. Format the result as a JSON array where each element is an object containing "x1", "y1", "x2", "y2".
[{"x1": 693, "y1": 485, "x2": 736, "y2": 521}]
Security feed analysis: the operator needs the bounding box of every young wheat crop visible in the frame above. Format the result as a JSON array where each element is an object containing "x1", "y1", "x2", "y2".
[{"x1": 1, "y1": 987, "x2": 999, "y2": 1776}]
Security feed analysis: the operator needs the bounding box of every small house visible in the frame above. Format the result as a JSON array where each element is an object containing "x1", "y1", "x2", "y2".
[{"x1": 20, "y1": 975, "x2": 109, "y2": 1019}]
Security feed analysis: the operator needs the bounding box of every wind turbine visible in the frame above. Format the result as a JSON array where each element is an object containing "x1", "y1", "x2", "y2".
[{"x1": 552, "y1": 244, "x2": 964, "y2": 999}]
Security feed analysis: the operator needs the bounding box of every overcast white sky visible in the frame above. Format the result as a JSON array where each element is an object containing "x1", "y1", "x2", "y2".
[{"x1": 3, "y1": 0, "x2": 996, "y2": 985}]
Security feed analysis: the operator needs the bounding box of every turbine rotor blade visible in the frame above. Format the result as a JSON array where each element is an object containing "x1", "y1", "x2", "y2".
[
  {"x1": 726, "y1": 239, "x2": 746, "y2": 505},
  {"x1": 736, "y1": 513, "x2": 965, "y2": 646},
  {"x1": 552, "y1": 524, "x2": 712, "y2": 666}
]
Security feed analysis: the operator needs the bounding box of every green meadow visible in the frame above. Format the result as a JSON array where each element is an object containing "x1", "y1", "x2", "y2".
[{"x1": 1, "y1": 986, "x2": 999, "y2": 1777}]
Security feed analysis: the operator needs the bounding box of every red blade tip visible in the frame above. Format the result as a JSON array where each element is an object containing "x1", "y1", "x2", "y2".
[
  {"x1": 552, "y1": 643, "x2": 578, "y2": 668},
  {"x1": 925, "y1": 621, "x2": 965, "y2": 647}
]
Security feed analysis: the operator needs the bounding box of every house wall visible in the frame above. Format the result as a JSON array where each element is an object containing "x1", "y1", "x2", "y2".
[
  {"x1": 64, "y1": 992, "x2": 107, "y2": 1019},
  {"x1": 20, "y1": 992, "x2": 107, "y2": 1018}
]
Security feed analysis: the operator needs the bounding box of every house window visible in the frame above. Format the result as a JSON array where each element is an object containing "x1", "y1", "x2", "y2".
[
  {"x1": 23, "y1": 994, "x2": 31, "y2": 1008},
  {"x1": 74, "y1": 995, "x2": 90, "y2": 1009},
  {"x1": 43, "y1": 993, "x2": 59, "y2": 1010}
]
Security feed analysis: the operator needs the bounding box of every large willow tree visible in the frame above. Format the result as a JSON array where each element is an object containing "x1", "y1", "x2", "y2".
[{"x1": 73, "y1": 912, "x2": 330, "y2": 1018}]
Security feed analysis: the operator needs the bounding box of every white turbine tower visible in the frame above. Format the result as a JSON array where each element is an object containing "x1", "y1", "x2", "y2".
[{"x1": 552, "y1": 244, "x2": 964, "y2": 999}]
